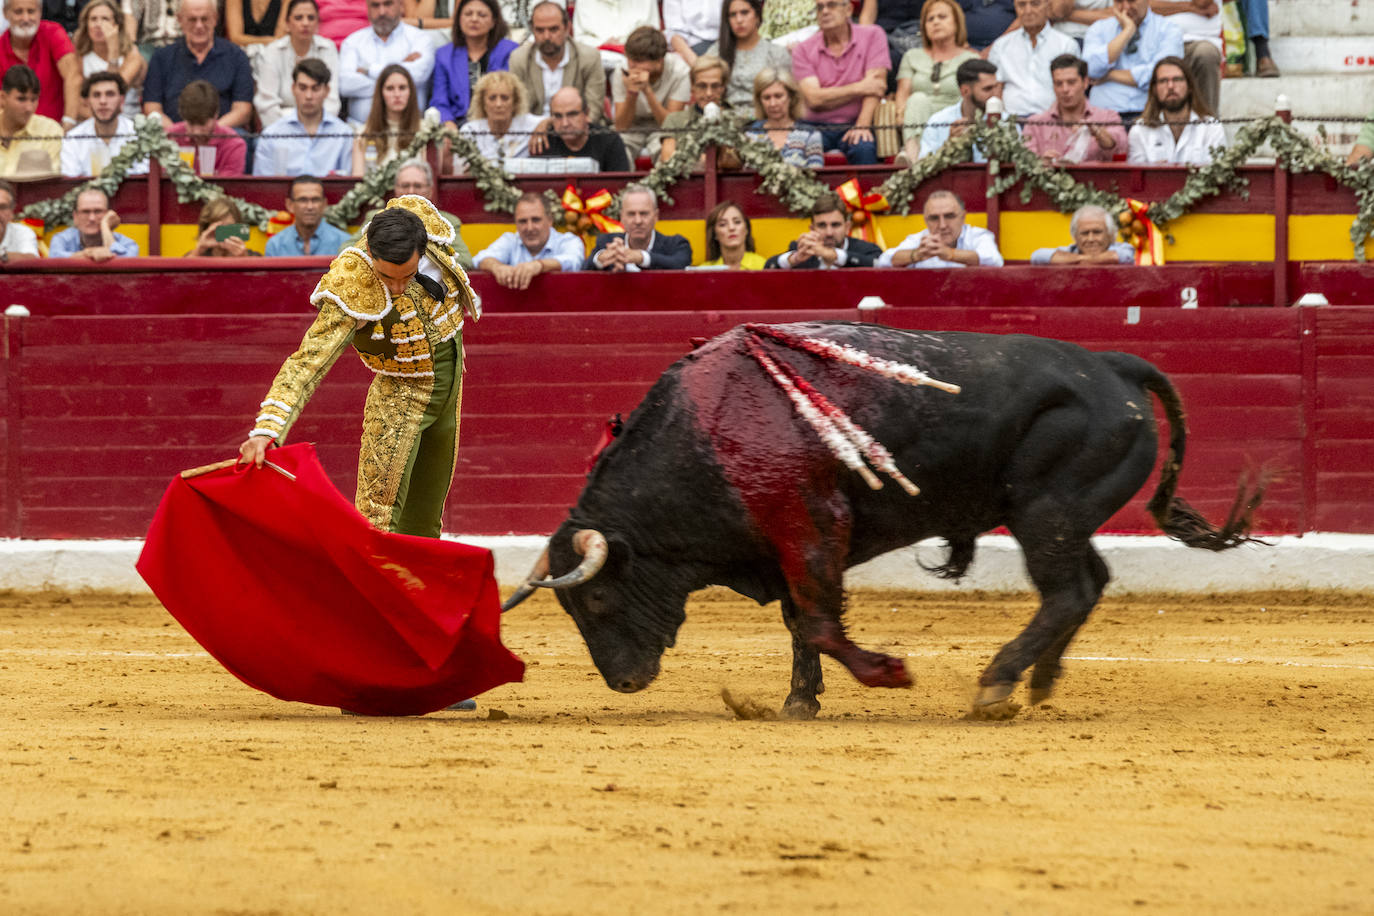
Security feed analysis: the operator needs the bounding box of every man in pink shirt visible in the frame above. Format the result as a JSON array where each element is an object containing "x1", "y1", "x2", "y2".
[
  {"x1": 1022, "y1": 53, "x2": 1127, "y2": 164},
  {"x1": 166, "y1": 79, "x2": 247, "y2": 175},
  {"x1": 0, "y1": 0, "x2": 81, "y2": 126},
  {"x1": 790, "y1": 0, "x2": 888, "y2": 164}
]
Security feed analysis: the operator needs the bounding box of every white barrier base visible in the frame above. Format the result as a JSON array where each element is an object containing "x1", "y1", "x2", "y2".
[{"x1": 3, "y1": 533, "x2": 1373, "y2": 595}]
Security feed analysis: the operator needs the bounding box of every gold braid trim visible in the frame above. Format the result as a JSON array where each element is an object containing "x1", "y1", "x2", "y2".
[
  {"x1": 355, "y1": 371, "x2": 433, "y2": 530},
  {"x1": 311, "y1": 247, "x2": 393, "y2": 321},
  {"x1": 256, "y1": 302, "x2": 357, "y2": 442},
  {"x1": 385, "y1": 194, "x2": 456, "y2": 246}
]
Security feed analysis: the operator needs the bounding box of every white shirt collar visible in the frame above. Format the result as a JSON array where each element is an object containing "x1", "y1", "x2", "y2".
[{"x1": 536, "y1": 44, "x2": 571, "y2": 72}]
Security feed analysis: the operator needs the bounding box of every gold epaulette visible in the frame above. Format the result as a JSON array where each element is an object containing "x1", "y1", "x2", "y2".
[{"x1": 311, "y1": 247, "x2": 391, "y2": 321}]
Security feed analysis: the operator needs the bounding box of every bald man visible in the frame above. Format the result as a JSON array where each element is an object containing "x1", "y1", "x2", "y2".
[{"x1": 534, "y1": 86, "x2": 632, "y2": 172}]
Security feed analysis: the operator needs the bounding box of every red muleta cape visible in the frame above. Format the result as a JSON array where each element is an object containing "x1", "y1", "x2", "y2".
[{"x1": 136, "y1": 443, "x2": 525, "y2": 715}]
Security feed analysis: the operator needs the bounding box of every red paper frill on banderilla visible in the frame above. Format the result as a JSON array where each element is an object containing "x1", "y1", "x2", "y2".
[{"x1": 136, "y1": 443, "x2": 525, "y2": 716}]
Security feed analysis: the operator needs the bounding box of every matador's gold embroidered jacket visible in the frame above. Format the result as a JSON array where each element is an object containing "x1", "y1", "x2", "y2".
[{"x1": 249, "y1": 196, "x2": 481, "y2": 445}]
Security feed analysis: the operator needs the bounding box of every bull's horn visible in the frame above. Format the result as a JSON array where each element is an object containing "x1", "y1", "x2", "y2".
[
  {"x1": 531, "y1": 529, "x2": 608, "y2": 590},
  {"x1": 500, "y1": 546, "x2": 549, "y2": 613}
]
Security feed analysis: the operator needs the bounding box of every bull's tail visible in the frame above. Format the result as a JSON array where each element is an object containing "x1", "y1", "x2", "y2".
[{"x1": 1138, "y1": 363, "x2": 1266, "y2": 550}]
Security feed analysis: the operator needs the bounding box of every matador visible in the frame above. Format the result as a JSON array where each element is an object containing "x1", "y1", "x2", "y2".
[{"x1": 238, "y1": 195, "x2": 480, "y2": 537}]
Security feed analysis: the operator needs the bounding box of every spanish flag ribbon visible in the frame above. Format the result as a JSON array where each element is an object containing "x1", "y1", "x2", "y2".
[
  {"x1": 561, "y1": 184, "x2": 624, "y2": 234},
  {"x1": 836, "y1": 178, "x2": 889, "y2": 249},
  {"x1": 1123, "y1": 198, "x2": 1165, "y2": 266},
  {"x1": 267, "y1": 210, "x2": 294, "y2": 237},
  {"x1": 20, "y1": 217, "x2": 43, "y2": 234}
]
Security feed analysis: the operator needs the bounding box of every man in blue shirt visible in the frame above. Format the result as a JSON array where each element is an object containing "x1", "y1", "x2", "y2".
[
  {"x1": 265, "y1": 175, "x2": 351, "y2": 257},
  {"x1": 141, "y1": 0, "x2": 254, "y2": 132},
  {"x1": 1083, "y1": 0, "x2": 1184, "y2": 120},
  {"x1": 49, "y1": 188, "x2": 139, "y2": 260},
  {"x1": 253, "y1": 60, "x2": 352, "y2": 177},
  {"x1": 473, "y1": 192, "x2": 584, "y2": 290}
]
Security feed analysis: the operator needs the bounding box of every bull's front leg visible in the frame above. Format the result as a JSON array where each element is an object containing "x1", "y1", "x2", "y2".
[
  {"x1": 780, "y1": 597, "x2": 824, "y2": 719},
  {"x1": 781, "y1": 562, "x2": 911, "y2": 692}
]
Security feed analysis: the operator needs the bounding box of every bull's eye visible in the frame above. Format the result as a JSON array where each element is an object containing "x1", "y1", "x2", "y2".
[{"x1": 589, "y1": 589, "x2": 607, "y2": 606}]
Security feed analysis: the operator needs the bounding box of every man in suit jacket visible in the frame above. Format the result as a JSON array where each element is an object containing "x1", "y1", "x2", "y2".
[
  {"x1": 510, "y1": 1, "x2": 607, "y2": 123},
  {"x1": 585, "y1": 184, "x2": 693, "y2": 271},
  {"x1": 765, "y1": 193, "x2": 882, "y2": 269}
]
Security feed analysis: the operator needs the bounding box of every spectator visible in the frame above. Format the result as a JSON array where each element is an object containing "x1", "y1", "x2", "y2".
[
  {"x1": 253, "y1": 59, "x2": 351, "y2": 175},
  {"x1": 355, "y1": 156, "x2": 475, "y2": 267},
  {"x1": 509, "y1": 2, "x2": 603, "y2": 127},
  {"x1": 253, "y1": 0, "x2": 341, "y2": 127},
  {"x1": 957, "y1": 0, "x2": 1017, "y2": 51},
  {"x1": 62, "y1": 71, "x2": 150, "y2": 176},
  {"x1": 743, "y1": 66, "x2": 822, "y2": 169},
  {"x1": 0, "y1": 177, "x2": 39, "y2": 262},
  {"x1": 764, "y1": 190, "x2": 881, "y2": 268},
  {"x1": 433, "y1": 0, "x2": 516, "y2": 129},
  {"x1": 572, "y1": 0, "x2": 660, "y2": 69},
  {"x1": 456, "y1": 69, "x2": 540, "y2": 165},
  {"x1": 398, "y1": 0, "x2": 455, "y2": 36},
  {"x1": 338, "y1": 0, "x2": 434, "y2": 119},
  {"x1": 1126, "y1": 54, "x2": 1223, "y2": 164},
  {"x1": 0, "y1": 64, "x2": 61, "y2": 175},
  {"x1": 698, "y1": 0, "x2": 790, "y2": 113},
  {"x1": 166, "y1": 79, "x2": 248, "y2": 174},
  {"x1": 473, "y1": 191, "x2": 583, "y2": 288},
  {"x1": 534, "y1": 85, "x2": 631, "y2": 170},
  {"x1": 1147, "y1": 1, "x2": 1220, "y2": 117},
  {"x1": 585, "y1": 183, "x2": 692, "y2": 271},
  {"x1": 316, "y1": 0, "x2": 371, "y2": 47},
  {"x1": 1347, "y1": 108, "x2": 1374, "y2": 167},
  {"x1": 39, "y1": 0, "x2": 86, "y2": 33},
  {"x1": 654, "y1": 54, "x2": 739, "y2": 165},
  {"x1": 142, "y1": 0, "x2": 254, "y2": 131},
  {"x1": 49, "y1": 187, "x2": 139, "y2": 260},
  {"x1": 127, "y1": 0, "x2": 183, "y2": 54},
  {"x1": 1030, "y1": 203, "x2": 1134, "y2": 263},
  {"x1": 1021, "y1": 53, "x2": 1125, "y2": 163},
  {"x1": 699, "y1": 199, "x2": 762, "y2": 269},
  {"x1": 349, "y1": 62, "x2": 419, "y2": 173},
  {"x1": 1083, "y1": 0, "x2": 1183, "y2": 122},
  {"x1": 265, "y1": 174, "x2": 349, "y2": 256},
  {"x1": 791, "y1": 0, "x2": 887, "y2": 165},
  {"x1": 1241, "y1": 0, "x2": 1277, "y2": 77},
  {"x1": 917, "y1": 58, "x2": 1000, "y2": 162},
  {"x1": 611, "y1": 25, "x2": 689, "y2": 161},
  {"x1": 858, "y1": 0, "x2": 927, "y2": 74},
  {"x1": 665, "y1": 0, "x2": 720, "y2": 59},
  {"x1": 224, "y1": 0, "x2": 288, "y2": 52},
  {"x1": 186, "y1": 196, "x2": 257, "y2": 256},
  {"x1": 877, "y1": 189, "x2": 1003, "y2": 267},
  {"x1": 988, "y1": 0, "x2": 1077, "y2": 118},
  {"x1": 1, "y1": 0, "x2": 79, "y2": 126},
  {"x1": 73, "y1": 0, "x2": 146, "y2": 120},
  {"x1": 893, "y1": 0, "x2": 976, "y2": 165},
  {"x1": 1050, "y1": 0, "x2": 1113, "y2": 46}
]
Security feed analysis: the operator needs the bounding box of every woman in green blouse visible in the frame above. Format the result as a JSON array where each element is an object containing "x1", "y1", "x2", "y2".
[{"x1": 893, "y1": 0, "x2": 977, "y2": 164}]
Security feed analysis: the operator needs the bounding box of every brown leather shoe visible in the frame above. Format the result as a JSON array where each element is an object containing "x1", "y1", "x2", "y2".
[
  {"x1": 1224, "y1": 62, "x2": 1244, "y2": 78},
  {"x1": 1256, "y1": 56, "x2": 1281, "y2": 78}
]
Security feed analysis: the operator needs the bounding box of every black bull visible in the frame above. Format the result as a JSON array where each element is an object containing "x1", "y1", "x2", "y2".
[{"x1": 505, "y1": 322, "x2": 1263, "y2": 719}]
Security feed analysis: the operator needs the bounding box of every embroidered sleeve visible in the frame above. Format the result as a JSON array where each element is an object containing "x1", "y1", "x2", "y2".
[{"x1": 252, "y1": 301, "x2": 357, "y2": 442}]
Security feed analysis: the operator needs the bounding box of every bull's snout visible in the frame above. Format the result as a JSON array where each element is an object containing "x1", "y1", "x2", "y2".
[{"x1": 610, "y1": 675, "x2": 650, "y2": 693}]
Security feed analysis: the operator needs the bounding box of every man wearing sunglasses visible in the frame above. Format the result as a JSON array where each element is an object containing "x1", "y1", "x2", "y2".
[{"x1": 1081, "y1": 0, "x2": 1182, "y2": 124}]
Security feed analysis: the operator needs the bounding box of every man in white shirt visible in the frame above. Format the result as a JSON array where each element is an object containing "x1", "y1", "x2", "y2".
[
  {"x1": 1126, "y1": 55, "x2": 1225, "y2": 164},
  {"x1": 572, "y1": 0, "x2": 661, "y2": 70},
  {"x1": 338, "y1": 0, "x2": 435, "y2": 120},
  {"x1": 61, "y1": 72, "x2": 149, "y2": 177},
  {"x1": 253, "y1": 59, "x2": 352, "y2": 175},
  {"x1": 1030, "y1": 203, "x2": 1135, "y2": 264},
  {"x1": 989, "y1": 0, "x2": 1078, "y2": 118},
  {"x1": 878, "y1": 190, "x2": 1004, "y2": 268},
  {"x1": 1148, "y1": 0, "x2": 1221, "y2": 116},
  {"x1": 1050, "y1": 0, "x2": 1113, "y2": 44},
  {"x1": 252, "y1": 0, "x2": 341, "y2": 127},
  {"x1": 918, "y1": 59, "x2": 1004, "y2": 162},
  {"x1": 473, "y1": 192, "x2": 584, "y2": 289},
  {"x1": 0, "y1": 178, "x2": 39, "y2": 263}
]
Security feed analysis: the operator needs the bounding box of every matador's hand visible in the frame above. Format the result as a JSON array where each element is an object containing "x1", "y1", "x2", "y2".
[{"x1": 237, "y1": 435, "x2": 273, "y2": 468}]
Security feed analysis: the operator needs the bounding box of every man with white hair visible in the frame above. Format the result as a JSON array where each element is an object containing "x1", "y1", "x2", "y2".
[
  {"x1": 0, "y1": 0, "x2": 81, "y2": 126},
  {"x1": 584, "y1": 184, "x2": 692, "y2": 271},
  {"x1": 354, "y1": 158, "x2": 474, "y2": 268},
  {"x1": 338, "y1": 0, "x2": 434, "y2": 119},
  {"x1": 142, "y1": 0, "x2": 254, "y2": 132},
  {"x1": 1030, "y1": 204, "x2": 1135, "y2": 264},
  {"x1": 877, "y1": 190, "x2": 1004, "y2": 269}
]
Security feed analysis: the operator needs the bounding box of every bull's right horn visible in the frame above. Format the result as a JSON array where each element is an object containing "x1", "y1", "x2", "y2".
[{"x1": 531, "y1": 529, "x2": 608, "y2": 590}]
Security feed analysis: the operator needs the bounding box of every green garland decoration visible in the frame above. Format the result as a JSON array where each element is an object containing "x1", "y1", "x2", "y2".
[{"x1": 16, "y1": 112, "x2": 1374, "y2": 259}]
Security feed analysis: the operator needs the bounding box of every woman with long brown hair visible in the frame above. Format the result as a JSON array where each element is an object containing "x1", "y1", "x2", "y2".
[
  {"x1": 74, "y1": 0, "x2": 146, "y2": 119},
  {"x1": 351, "y1": 64, "x2": 422, "y2": 175},
  {"x1": 432, "y1": 0, "x2": 519, "y2": 130}
]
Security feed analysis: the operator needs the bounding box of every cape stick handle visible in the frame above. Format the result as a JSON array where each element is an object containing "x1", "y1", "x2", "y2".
[{"x1": 180, "y1": 458, "x2": 238, "y2": 479}]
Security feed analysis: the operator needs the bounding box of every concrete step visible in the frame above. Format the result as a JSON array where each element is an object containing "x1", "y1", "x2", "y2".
[
  {"x1": 1217, "y1": 74, "x2": 1371, "y2": 153},
  {"x1": 1268, "y1": 35, "x2": 1374, "y2": 74},
  {"x1": 1271, "y1": 0, "x2": 1374, "y2": 37}
]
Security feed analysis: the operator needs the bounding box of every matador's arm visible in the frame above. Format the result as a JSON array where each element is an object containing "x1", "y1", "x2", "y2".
[{"x1": 250, "y1": 302, "x2": 358, "y2": 445}]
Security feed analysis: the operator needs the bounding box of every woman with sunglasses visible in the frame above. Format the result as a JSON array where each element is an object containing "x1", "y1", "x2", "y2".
[{"x1": 892, "y1": 0, "x2": 976, "y2": 165}]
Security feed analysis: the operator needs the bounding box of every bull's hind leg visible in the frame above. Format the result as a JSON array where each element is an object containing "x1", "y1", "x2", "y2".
[
  {"x1": 1026, "y1": 545, "x2": 1109, "y2": 705},
  {"x1": 780, "y1": 597, "x2": 824, "y2": 719}
]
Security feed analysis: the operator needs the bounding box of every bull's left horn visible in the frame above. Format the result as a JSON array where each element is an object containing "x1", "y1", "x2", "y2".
[
  {"x1": 531, "y1": 529, "x2": 608, "y2": 590},
  {"x1": 500, "y1": 546, "x2": 550, "y2": 613}
]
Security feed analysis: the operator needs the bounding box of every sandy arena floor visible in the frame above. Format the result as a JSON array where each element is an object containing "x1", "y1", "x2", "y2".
[{"x1": 1, "y1": 587, "x2": 1372, "y2": 914}]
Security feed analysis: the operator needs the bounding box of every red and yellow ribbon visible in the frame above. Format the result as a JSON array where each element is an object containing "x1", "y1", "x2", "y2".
[
  {"x1": 836, "y1": 178, "x2": 889, "y2": 249},
  {"x1": 267, "y1": 209, "x2": 294, "y2": 237},
  {"x1": 561, "y1": 184, "x2": 623, "y2": 235},
  {"x1": 1122, "y1": 198, "x2": 1165, "y2": 266}
]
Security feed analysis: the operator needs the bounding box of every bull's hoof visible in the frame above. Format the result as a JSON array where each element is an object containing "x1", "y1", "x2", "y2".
[
  {"x1": 1027, "y1": 685, "x2": 1054, "y2": 706},
  {"x1": 781, "y1": 695, "x2": 820, "y2": 720},
  {"x1": 850, "y1": 653, "x2": 912, "y2": 689}
]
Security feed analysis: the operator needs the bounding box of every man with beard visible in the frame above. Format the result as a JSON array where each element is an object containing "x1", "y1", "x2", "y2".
[
  {"x1": 61, "y1": 72, "x2": 150, "y2": 176},
  {"x1": 142, "y1": 0, "x2": 253, "y2": 132},
  {"x1": 1126, "y1": 55, "x2": 1224, "y2": 164},
  {"x1": 877, "y1": 189, "x2": 1003, "y2": 269},
  {"x1": 0, "y1": 64, "x2": 60, "y2": 175},
  {"x1": 1031, "y1": 204, "x2": 1135, "y2": 264},
  {"x1": 765, "y1": 192, "x2": 882, "y2": 270},
  {"x1": 0, "y1": 0, "x2": 79, "y2": 126},
  {"x1": 917, "y1": 59, "x2": 1004, "y2": 162},
  {"x1": 473, "y1": 191, "x2": 584, "y2": 290},
  {"x1": 508, "y1": 2, "x2": 603, "y2": 124},
  {"x1": 338, "y1": 0, "x2": 434, "y2": 118},
  {"x1": 49, "y1": 187, "x2": 140, "y2": 260}
]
